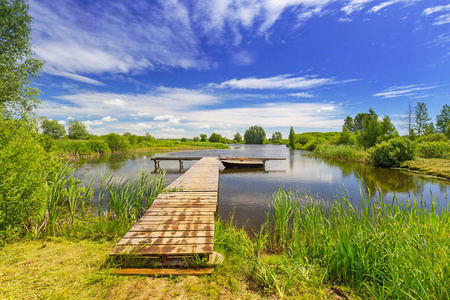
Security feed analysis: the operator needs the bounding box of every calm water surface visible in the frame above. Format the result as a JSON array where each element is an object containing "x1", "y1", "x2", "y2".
[{"x1": 77, "y1": 145, "x2": 449, "y2": 230}]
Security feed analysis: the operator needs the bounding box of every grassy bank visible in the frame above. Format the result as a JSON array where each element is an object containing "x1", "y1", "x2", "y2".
[
  {"x1": 401, "y1": 158, "x2": 450, "y2": 180},
  {"x1": 2, "y1": 178, "x2": 449, "y2": 299},
  {"x1": 54, "y1": 139, "x2": 229, "y2": 157}
]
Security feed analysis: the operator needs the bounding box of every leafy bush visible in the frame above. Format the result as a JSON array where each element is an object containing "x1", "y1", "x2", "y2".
[
  {"x1": 56, "y1": 140, "x2": 91, "y2": 155},
  {"x1": 369, "y1": 138, "x2": 416, "y2": 167},
  {"x1": 417, "y1": 133, "x2": 447, "y2": 143},
  {"x1": 0, "y1": 118, "x2": 58, "y2": 233},
  {"x1": 417, "y1": 141, "x2": 450, "y2": 159},
  {"x1": 105, "y1": 133, "x2": 130, "y2": 152},
  {"x1": 87, "y1": 140, "x2": 110, "y2": 153}
]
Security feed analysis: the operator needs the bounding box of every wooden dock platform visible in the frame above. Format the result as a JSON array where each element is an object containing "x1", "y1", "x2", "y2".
[{"x1": 110, "y1": 157, "x2": 221, "y2": 274}]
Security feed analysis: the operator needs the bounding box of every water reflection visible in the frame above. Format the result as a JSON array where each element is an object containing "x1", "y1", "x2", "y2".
[{"x1": 76, "y1": 145, "x2": 449, "y2": 231}]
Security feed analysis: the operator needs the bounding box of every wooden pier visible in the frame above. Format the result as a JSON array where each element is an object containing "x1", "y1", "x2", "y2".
[
  {"x1": 110, "y1": 157, "x2": 221, "y2": 275},
  {"x1": 151, "y1": 156, "x2": 202, "y2": 172}
]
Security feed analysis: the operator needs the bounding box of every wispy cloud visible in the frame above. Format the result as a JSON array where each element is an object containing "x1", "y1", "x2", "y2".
[
  {"x1": 369, "y1": 0, "x2": 422, "y2": 13},
  {"x1": 342, "y1": 0, "x2": 374, "y2": 15},
  {"x1": 289, "y1": 92, "x2": 315, "y2": 98},
  {"x1": 423, "y1": 4, "x2": 450, "y2": 25},
  {"x1": 373, "y1": 84, "x2": 436, "y2": 98},
  {"x1": 215, "y1": 74, "x2": 336, "y2": 90}
]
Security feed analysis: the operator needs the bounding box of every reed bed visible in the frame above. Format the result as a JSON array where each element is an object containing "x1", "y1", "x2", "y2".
[
  {"x1": 312, "y1": 144, "x2": 368, "y2": 163},
  {"x1": 215, "y1": 184, "x2": 450, "y2": 299},
  {"x1": 37, "y1": 165, "x2": 165, "y2": 237}
]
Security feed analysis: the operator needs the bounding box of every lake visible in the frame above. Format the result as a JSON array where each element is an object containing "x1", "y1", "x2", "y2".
[{"x1": 77, "y1": 144, "x2": 449, "y2": 231}]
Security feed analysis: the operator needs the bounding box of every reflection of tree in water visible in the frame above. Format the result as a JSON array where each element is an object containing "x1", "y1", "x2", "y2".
[
  {"x1": 79, "y1": 152, "x2": 157, "y2": 171},
  {"x1": 326, "y1": 160, "x2": 427, "y2": 195}
]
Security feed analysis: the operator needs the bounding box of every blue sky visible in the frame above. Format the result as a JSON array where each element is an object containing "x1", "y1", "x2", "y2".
[{"x1": 31, "y1": 0, "x2": 450, "y2": 139}]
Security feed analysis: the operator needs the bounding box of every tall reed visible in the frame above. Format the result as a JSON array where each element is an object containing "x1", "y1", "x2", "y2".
[{"x1": 264, "y1": 182, "x2": 450, "y2": 299}]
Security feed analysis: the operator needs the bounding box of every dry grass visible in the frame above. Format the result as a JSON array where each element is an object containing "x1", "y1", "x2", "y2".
[{"x1": 0, "y1": 238, "x2": 265, "y2": 300}]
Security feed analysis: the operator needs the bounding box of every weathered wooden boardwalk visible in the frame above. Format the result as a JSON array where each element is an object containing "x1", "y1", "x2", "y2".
[{"x1": 110, "y1": 157, "x2": 220, "y2": 273}]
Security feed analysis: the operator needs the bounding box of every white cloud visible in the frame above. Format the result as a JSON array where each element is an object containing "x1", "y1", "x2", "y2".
[
  {"x1": 433, "y1": 14, "x2": 450, "y2": 26},
  {"x1": 154, "y1": 115, "x2": 176, "y2": 121},
  {"x1": 370, "y1": 0, "x2": 421, "y2": 13},
  {"x1": 103, "y1": 99, "x2": 127, "y2": 107},
  {"x1": 289, "y1": 92, "x2": 315, "y2": 98},
  {"x1": 160, "y1": 127, "x2": 185, "y2": 133},
  {"x1": 342, "y1": 0, "x2": 374, "y2": 15},
  {"x1": 230, "y1": 50, "x2": 255, "y2": 66},
  {"x1": 423, "y1": 4, "x2": 450, "y2": 16},
  {"x1": 101, "y1": 116, "x2": 118, "y2": 122},
  {"x1": 57, "y1": 120, "x2": 66, "y2": 125},
  {"x1": 168, "y1": 118, "x2": 180, "y2": 124},
  {"x1": 83, "y1": 120, "x2": 103, "y2": 126},
  {"x1": 216, "y1": 74, "x2": 334, "y2": 90},
  {"x1": 373, "y1": 84, "x2": 436, "y2": 98}
]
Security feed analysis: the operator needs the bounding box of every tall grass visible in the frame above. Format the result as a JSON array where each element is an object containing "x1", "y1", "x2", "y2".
[
  {"x1": 312, "y1": 144, "x2": 367, "y2": 163},
  {"x1": 215, "y1": 183, "x2": 450, "y2": 298},
  {"x1": 264, "y1": 184, "x2": 450, "y2": 299},
  {"x1": 38, "y1": 165, "x2": 165, "y2": 237}
]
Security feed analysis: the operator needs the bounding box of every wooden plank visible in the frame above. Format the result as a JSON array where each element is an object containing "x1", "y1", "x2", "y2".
[
  {"x1": 137, "y1": 215, "x2": 213, "y2": 222},
  {"x1": 128, "y1": 223, "x2": 214, "y2": 232},
  {"x1": 144, "y1": 211, "x2": 214, "y2": 217},
  {"x1": 111, "y1": 268, "x2": 214, "y2": 276},
  {"x1": 117, "y1": 236, "x2": 214, "y2": 246},
  {"x1": 123, "y1": 230, "x2": 214, "y2": 239},
  {"x1": 111, "y1": 244, "x2": 213, "y2": 255}
]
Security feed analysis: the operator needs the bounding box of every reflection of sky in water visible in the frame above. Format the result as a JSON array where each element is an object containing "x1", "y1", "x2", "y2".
[{"x1": 76, "y1": 145, "x2": 449, "y2": 231}]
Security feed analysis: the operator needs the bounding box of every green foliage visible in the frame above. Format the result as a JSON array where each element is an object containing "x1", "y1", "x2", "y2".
[
  {"x1": 263, "y1": 185, "x2": 450, "y2": 299},
  {"x1": 369, "y1": 137, "x2": 416, "y2": 167},
  {"x1": 292, "y1": 132, "x2": 340, "y2": 150},
  {"x1": 271, "y1": 131, "x2": 282, "y2": 141},
  {"x1": 67, "y1": 119, "x2": 89, "y2": 140},
  {"x1": 343, "y1": 115, "x2": 354, "y2": 132},
  {"x1": 0, "y1": 117, "x2": 58, "y2": 233},
  {"x1": 313, "y1": 144, "x2": 367, "y2": 162},
  {"x1": 244, "y1": 125, "x2": 266, "y2": 144},
  {"x1": 200, "y1": 133, "x2": 207, "y2": 142},
  {"x1": 208, "y1": 132, "x2": 224, "y2": 143},
  {"x1": 414, "y1": 101, "x2": 431, "y2": 136},
  {"x1": 104, "y1": 133, "x2": 130, "y2": 152},
  {"x1": 337, "y1": 128, "x2": 356, "y2": 145},
  {"x1": 377, "y1": 115, "x2": 398, "y2": 142},
  {"x1": 233, "y1": 132, "x2": 242, "y2": 143},
  {"x1": 41, "y1": 118, "x2": 66, "y2": 139},
  {"x1": 180, "y1": 137, "x2": 187, "y2": 142},
  {"x1": 0, "y1": 0, "x2": 44, "y2": 118},
  {"x1": 417, "y1": 133, "x2": 447, "y2": 143},
  {"x1": 288, "y1": 126, "x2": 295, "y2": 148},
  {"x1": 357, "y1": 108, "x2": 380, "y2": 149},
  {"x1": 417, "y1": 141, "x2": 450, "y2": 159},
  {"x1": 436, "y1": 104, "x2": 450, "y2": 134},
  {"x1": 87, "y1": 140, "x2": 110, "y2": 153},
  {"x1": 193, "y1": 136, "x2": 200, "y2": 142}
]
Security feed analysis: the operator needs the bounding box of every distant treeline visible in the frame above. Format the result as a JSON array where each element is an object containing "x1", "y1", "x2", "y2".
[{"x1": 288, "y1": 103, "x2": 450, "y2": 168}]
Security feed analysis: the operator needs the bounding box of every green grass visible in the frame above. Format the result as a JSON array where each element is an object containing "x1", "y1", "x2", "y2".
[
  {"x1": 401, "y1": 157, "x2": 450, "y2": 180},
  {"x1": 312, "y1": 144, "x2": 368, "y2": 163},
  {"x1": 55, "y1": 139, "x2": 229, "y2": 157}
]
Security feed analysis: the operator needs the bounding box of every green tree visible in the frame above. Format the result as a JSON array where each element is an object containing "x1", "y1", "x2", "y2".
[
  {"x1": 105, "y1": 133, "x2": 130, "y2": 152},
  {"x1": 233, "y1": 132, "x2": 242, "y2": 143},
  {"x1": 200, "y1": 134, "x2": 208, "y2": 142},
  {"x1": 209, "y1": 133, "x2": 223, "y2": 143},
  {"x1": 289, "y1": 126, "x2": 295, "y2": 148},
  {"x1": 67, "y1": 119, "x2": 89, "y2": 140},
  {"x1": 423, "y1": 122, "x2": 436, "y2": 135},
  {"x1": 343, "y1": 116, "x2": 354, "y2": 133},
  {"x1": 0, "y1": 0, "x2": 44, "y2": 118},
  {"x1": 378, "y1": 116, "x2": 398, "y2": 142},
  {"x1": 436, "y1": 104, "x2": 450, "y2": 133},
  {"x1": 193, "y1": 136, "x2": 200, "y2": 142},
  {"x1": 41, "y1": 119, "x2": 66, "y2": 139},
  {"x1": 244, "y1": 125, "x2": 266, "y2": 144},
  {"x1": 271, "y1": 132, "x2": 282, "y2": 141},
  {"x1": 414, "y1": 102, "x2": 431, "y2": 136},
  {"x1": 180, "y1": 137, "x2": 187, "y2": 142},
  {"x1": 357, "y1": 109, "x2": 380, "y2": 149},
  {"x1": 354, "y1": 113, "x2": 368, "y2": 132}
]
